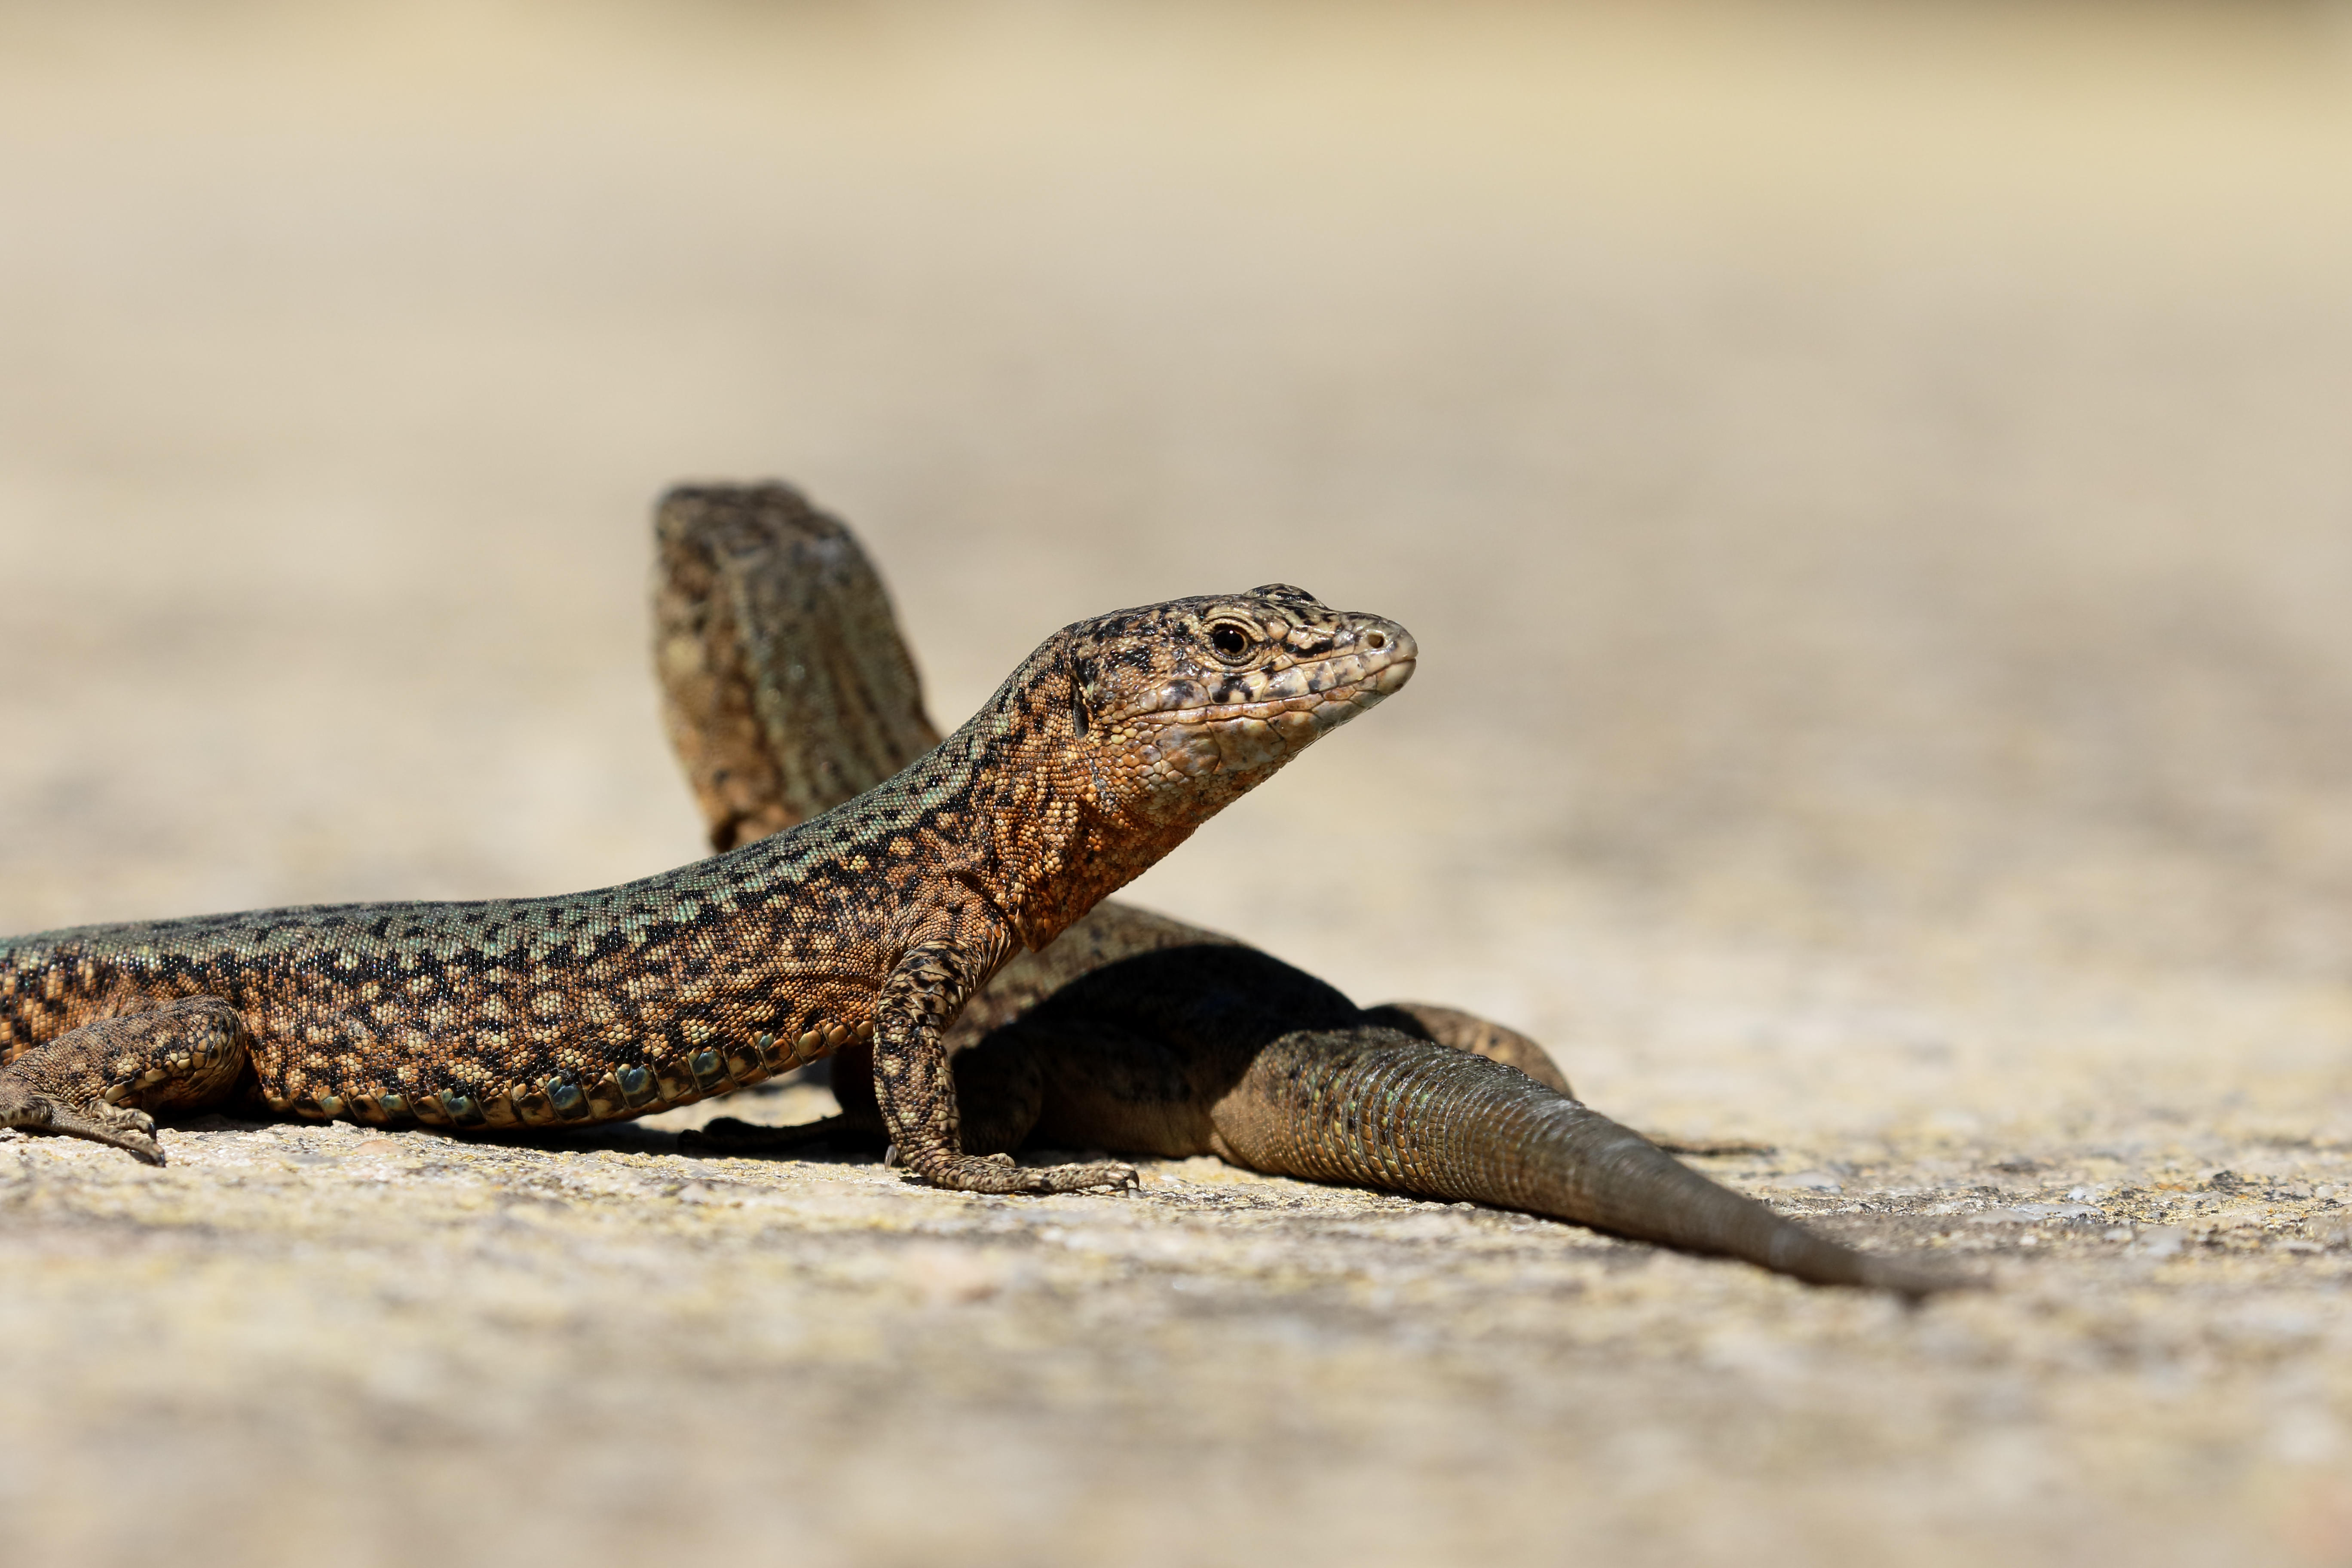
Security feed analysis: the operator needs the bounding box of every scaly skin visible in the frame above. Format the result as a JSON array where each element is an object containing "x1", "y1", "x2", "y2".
[
  {"x1": 0, "y1": 574, "x2": 1415, "y2": 1194},
  {"x1": 668, "y1": 484, "x2": 1965, "y2": 1294},
  {"x1": 653, "y1": 484, "x2": 1572, "y2": 1093}
]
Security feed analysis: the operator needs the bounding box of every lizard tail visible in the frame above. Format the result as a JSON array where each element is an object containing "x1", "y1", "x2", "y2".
[{"x1": 1218, "y1": 1030, "x2": 1969, "y2": 1298}]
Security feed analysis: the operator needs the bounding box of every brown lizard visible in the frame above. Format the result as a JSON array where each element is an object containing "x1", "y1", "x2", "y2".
[
  {"x1": 0, "y1": 573, "x2": 1412, "y2": 1194},
  {"x1": 661, "y1": 484, "x2": 1963, "y2": 1295}
]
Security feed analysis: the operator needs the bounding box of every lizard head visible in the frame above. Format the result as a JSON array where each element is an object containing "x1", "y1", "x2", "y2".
[
  {"x1": 945, "y1": 582, "x2": 1416, "y2": 944},
  {"x1": 1060, "y1": 583, "x2": 1417, "y2": 824}
]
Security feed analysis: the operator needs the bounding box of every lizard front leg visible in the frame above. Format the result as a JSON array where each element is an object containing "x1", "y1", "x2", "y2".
[
  {"x1": 0, "y1": 997, "x2": 250, "y2": 1165},
  {"x1": 686, "y1": 1032, "x2": 1047, "y2": 1159},
  {"x1": 873, "y1": 935, "x2": 1133, "y2": 1194}
]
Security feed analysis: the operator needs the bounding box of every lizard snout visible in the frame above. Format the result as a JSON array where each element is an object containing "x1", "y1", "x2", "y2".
[
  {"x1": 1337, "y1": 618, "x2": 1416, "y2": 699},
  {"x1": 1121, "y1": 611, "x2": 1416, "y2": 789}
]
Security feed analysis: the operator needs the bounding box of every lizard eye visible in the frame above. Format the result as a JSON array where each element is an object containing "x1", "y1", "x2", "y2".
[{"x1": 1208, "y1": 622, "x2": 1252, "y2": 662}]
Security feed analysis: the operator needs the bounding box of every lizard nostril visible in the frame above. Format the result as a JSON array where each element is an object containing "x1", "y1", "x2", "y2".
[{"x1": 1363, "y1": 631, "x2": 1387, "y2": 650}]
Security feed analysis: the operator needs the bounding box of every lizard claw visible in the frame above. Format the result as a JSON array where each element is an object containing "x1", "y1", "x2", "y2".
[
  {"x1": 910, "y1": 1153, "x2": 1139, "y2": 1195},
  {"x1": 0, "y1": 1080, "x2": 167, "y2": 1165}
]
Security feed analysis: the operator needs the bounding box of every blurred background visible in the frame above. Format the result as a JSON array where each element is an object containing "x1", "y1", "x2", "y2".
[
  {"x1": 8, "y1": 0, "x2": 2352, "y2": 1133},
  {"x1": 5, "y1": 6, "x2": 2352, "y2": 1560}
]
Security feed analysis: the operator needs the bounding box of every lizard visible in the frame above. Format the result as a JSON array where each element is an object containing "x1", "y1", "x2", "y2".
[
  {"x1": 0, "y1": 575, "x2": 1415, "y2": 1195},
  {"x1": 657, "y1": 483, "x2": 1963, "y2": 1295}
]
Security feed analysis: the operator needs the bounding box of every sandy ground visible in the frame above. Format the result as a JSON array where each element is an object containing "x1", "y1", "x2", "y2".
[{"x1": 4, "y1": 3, "x2": 2352, "y2": 1564}]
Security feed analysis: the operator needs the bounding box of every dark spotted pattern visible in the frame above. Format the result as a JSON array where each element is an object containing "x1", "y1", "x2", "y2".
[{"x1": 0, "y1": 570, "x2": 1416, "y2": 1190}]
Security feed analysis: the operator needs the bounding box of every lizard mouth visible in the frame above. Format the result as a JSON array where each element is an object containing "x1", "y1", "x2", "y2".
[{"x1": 1127, "y1": 620, "x2": 1417, "y2": 783}]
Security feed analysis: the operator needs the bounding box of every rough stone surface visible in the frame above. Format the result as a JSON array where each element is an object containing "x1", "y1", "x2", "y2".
[{"x1": 3, "y1": 5, "x2": 2351, "y2": 1565}]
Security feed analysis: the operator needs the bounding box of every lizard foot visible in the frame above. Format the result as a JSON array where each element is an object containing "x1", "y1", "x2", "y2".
[
  {"x1": 911, "y1": 1152, "x2": 1139, "y2": 1195},
  {"x1": 0, "y1": 1078, "x2": 165, "y2": 1164},
  {"x1": 0, "y1": 997, "x2": 248, "y2": 1166}
]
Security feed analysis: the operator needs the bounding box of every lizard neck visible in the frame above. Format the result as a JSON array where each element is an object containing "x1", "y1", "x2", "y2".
[{"x1": 881, "y1": 636, "x2": 1198, "y2": 952}]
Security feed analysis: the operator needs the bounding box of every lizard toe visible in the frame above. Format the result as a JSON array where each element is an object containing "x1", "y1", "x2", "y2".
[
  {"x1": 0, "y1": 1084, "x2": 167, "y2": 1165},
  {"x1": 1024, "y1": 1159, "x2": 1138, "y2": 1195},
  {"x1": 105, "y1": 1126, "x2": 167, "y2": 1166},
  {"x1": 912, "y1": 1153, "x2": 1138, "y2": 1195}
]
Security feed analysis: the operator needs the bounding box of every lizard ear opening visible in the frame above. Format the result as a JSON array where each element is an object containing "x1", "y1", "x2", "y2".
[{"x1": 1068, "y1": 665, "x2": 1090, "y2": 738}]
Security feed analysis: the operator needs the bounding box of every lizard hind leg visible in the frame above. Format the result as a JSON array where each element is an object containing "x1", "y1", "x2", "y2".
[{"x1": 0, "y1": 997, "x2": 250, "y2": 1166}]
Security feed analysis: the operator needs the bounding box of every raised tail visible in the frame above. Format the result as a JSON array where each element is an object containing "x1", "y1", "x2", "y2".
[{"x1": 1214, "y1": 1029, "x2": 1969, "y2": 1297}]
